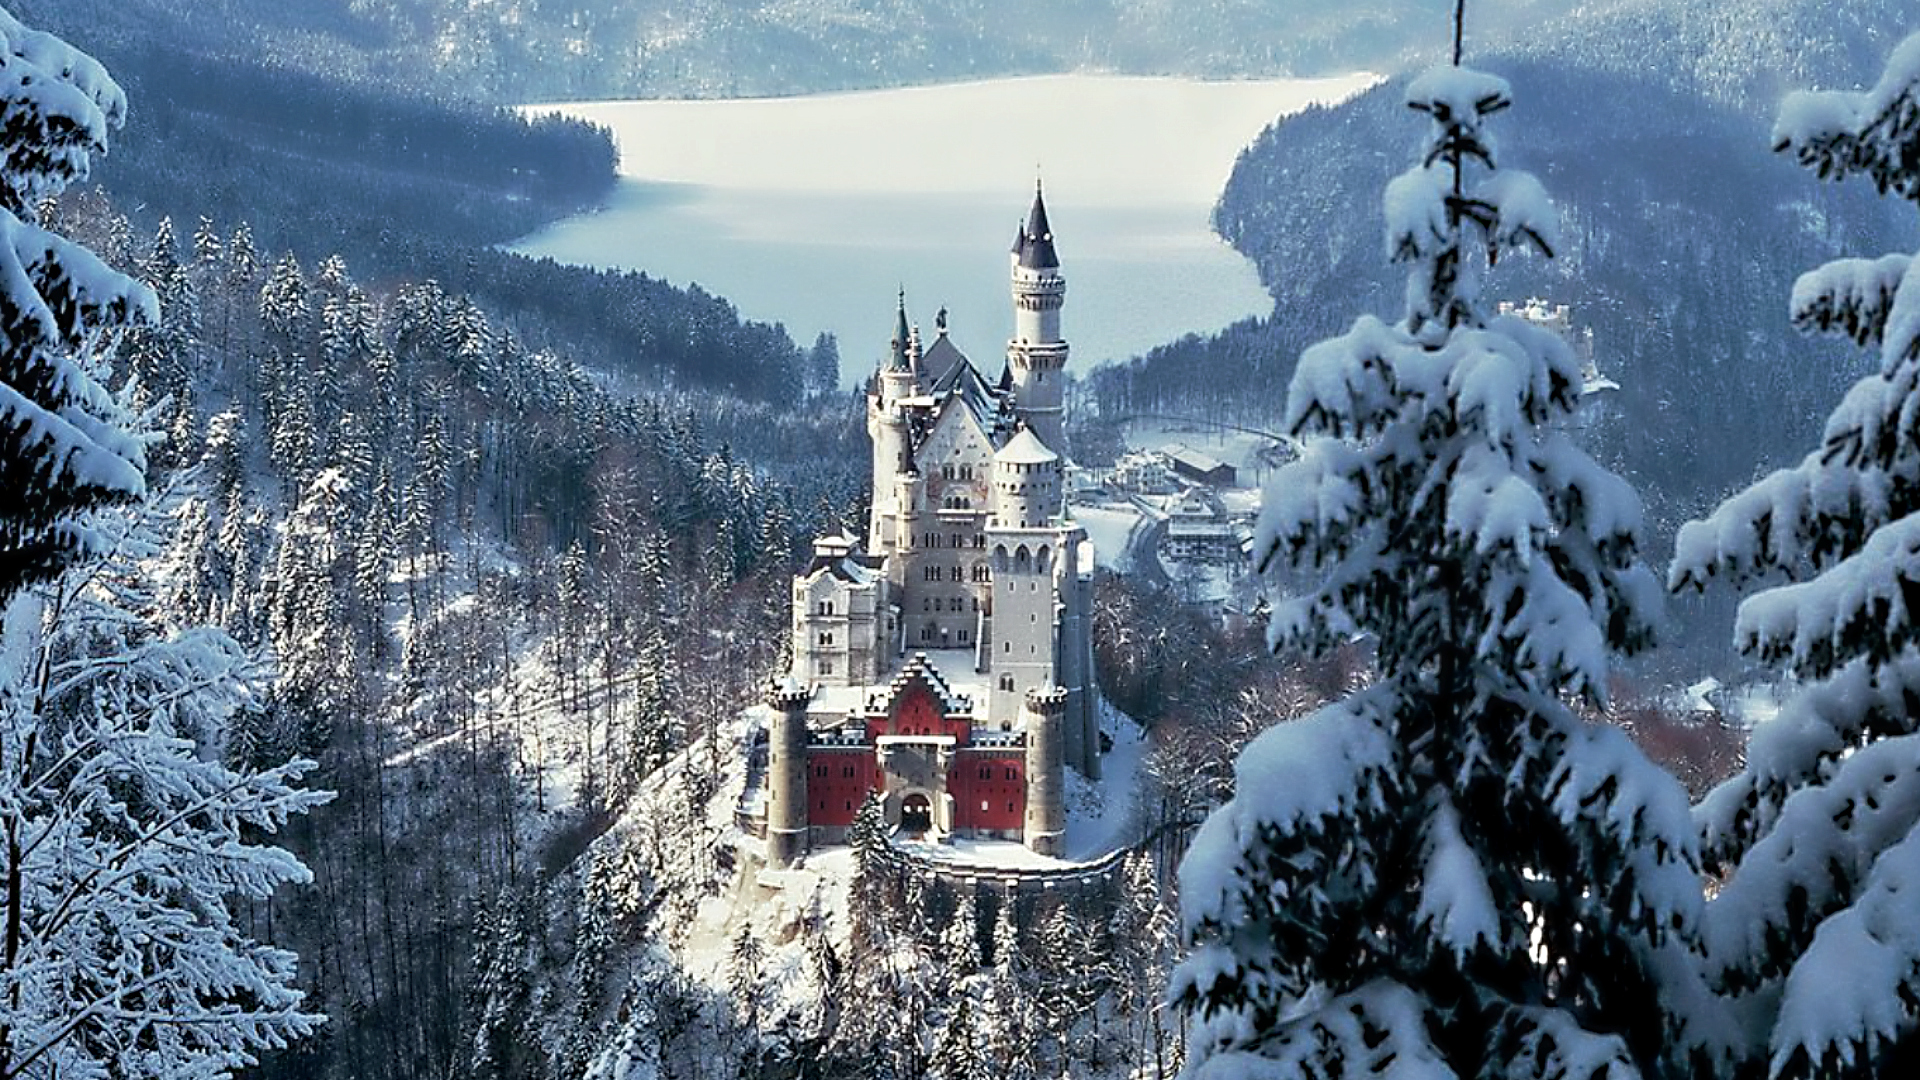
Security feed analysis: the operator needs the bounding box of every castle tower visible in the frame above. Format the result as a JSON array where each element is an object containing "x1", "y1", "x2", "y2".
[
  {"x1": 765, "y1": 679, "x2": 814, "y2": 869},
  {"x1": 1008, "y1": 182, "x2": 1068, "y2": 454},
  {"x1": 868, "y1": 293, "x2": 918, "y2": 553},
  {"x1": 988, "y1": 428, "x2": 1062, "y2": 529},
  {"x1": 1022, "y1": 685, "x2": 1069, "y2": 856}
]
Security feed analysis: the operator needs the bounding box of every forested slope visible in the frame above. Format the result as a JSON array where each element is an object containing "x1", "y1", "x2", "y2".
[
  {"x1": 22, "y1": 0, "x2": 1609, "y2": 101},
  {"x1": 1093, "y1": 0, "x2": 1918, "y2": 549}
]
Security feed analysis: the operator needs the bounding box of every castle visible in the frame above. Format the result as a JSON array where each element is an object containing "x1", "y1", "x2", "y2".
[{"x1": 763, "y1": 185, "x2": 1100, "y2": 866}]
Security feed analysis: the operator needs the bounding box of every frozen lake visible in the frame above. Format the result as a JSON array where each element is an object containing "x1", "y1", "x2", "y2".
[{"x1": 511, "y1": 73, "x2": 1375, "y2": 385}]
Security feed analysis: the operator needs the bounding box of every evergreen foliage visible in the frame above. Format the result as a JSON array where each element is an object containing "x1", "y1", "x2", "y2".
[
  {"x1": 1169, "y1": 29, "x2": 1724, "y2": 1080},
  {"x1": 0, "y1": 5, "x2": 155, "y2": 602},
  {"x1": 0, "y1": 448, "x2": 327, "y2": 1078},
  {"x1": 932, "y1": 997, "x2": 983, "y2": 1080},
  {"x1": 1669, "y1": 31, "x2": 1920, "y2": 1080}
]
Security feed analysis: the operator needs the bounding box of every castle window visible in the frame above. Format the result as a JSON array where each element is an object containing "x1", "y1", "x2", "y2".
[
  {"x1": 951, "y1": 533, "x2": 963, "y2": 548},
  {"x1": 981, "y1": 801, "x2": 990, "y2": 812},
  {"x1": 1006, "y1": 767, "x2": 1016, "y2": 780},
  {"x1": 924, "y1": 566, "x2": 940, "y2": 582},
  {"x1": 1003, "y1": 642, "x2": 1010, "y2": 654},
  {"x1": 979, "y1": 767, "x2": 990, "y2": 780},
  {"x1": 819, "y1": 658, "x2": 834, "y2": 675},
  {"x1": 819, "y1": 632, "x2": 834, "y2": 646},
  {"x1": 950, "y1": 567, "x2": 964, "y2": 582},
  {"x1": 923, "y1": 598, "x2": 931, "y2": 612},
  {"x1": 958, "y1": 628, "x2": 970, "y2": 644},
  {"x1": 1008, "y1": 801, "x2": 1016, "y2": 813},
  {"x1": 999, "y1": 675, "x2": 1013, "y2": 691},
  {"x1": 972, "y1": 564, "x2": 990, "y2": 582}
]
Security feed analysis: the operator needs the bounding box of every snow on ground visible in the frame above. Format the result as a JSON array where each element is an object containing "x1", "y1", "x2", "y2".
[
  {"x1": 1065, "y1": 698, "x2": 1149, "y2": 860},
  {"x1": 1074, "y1": 503, "x2": 1145, "y2": 572},
  {"x1": 1726, "y1": 681, "x2": 1786, "y2": 728},
  {"x1": 512, "y1": 73, "x2": 1377, "y2": 377},
  {"x1": 1122, "y1": 419, "x2": 1296, "y2": 490}
]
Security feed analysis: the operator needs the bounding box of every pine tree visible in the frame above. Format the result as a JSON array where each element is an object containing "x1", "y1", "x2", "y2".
[
  {"x1": 729, "y1": 923, "x2": 768, "y2": 1032},
  {"x1": 1669, "y1": 32, "x2": 1920, "y2": 1080},
  {"x1": 0, "y1": 7, "x2": 157, "y2": 602},
  {"x1": 226, "y1": 223, "x2": 260, "y2": 288},
  {"x1": 0, "y1": 455, "x2": 327, "y2": 1077},
  {"x1": 259, "y1": 253, "x2": 310, "y2": 344},
  {"x1": 191, "y1": 214, "x2": 223, "y2": 267},
  {"x1": 467, "y1": 895, "x2": 533, "y2": 1080},
  {"x1": 940, "y1": 887, "x2": 982, "y2": 980},
  {"x1": 932, "y1": 998, "x2": 983, "y2": 1080},
  {"x1": 809, "y1": 331, "x2": 841, "y2": 397},
  {"x1": 1169, "y1": 17, "x2": 1727, "y2": 1080}
]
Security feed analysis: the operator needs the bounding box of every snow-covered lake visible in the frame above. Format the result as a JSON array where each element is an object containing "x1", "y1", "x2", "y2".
[{"x1": 510, "y1": 73, "x2": 1376, "y2": 384}]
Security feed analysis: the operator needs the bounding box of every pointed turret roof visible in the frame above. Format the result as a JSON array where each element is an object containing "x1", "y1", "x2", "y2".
[
  {"x1": 886, "y1": 289, "x2": 911, "y2": 371},
  {"x1": 1012, "y1": 180, "x2": 1060, "y2": 270},
  {"x1": 996, "y1": 426, "x2": 1058, "y2": 466}
]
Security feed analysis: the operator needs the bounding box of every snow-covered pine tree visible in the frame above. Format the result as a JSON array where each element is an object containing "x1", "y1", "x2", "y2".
[
  {"x1": 0, "y1": 449, "x2": 327, "y2": 1077},
  {"x1": 940, "y1": 886, "x2": 982, "y2": 979},
  {"x1": 728, "y1": 923, "x2": 767, "y2": 1031},
  {"x1": 932, "y1": 997, "x2": 984, "y2": 1080},
  {"x1": 191, "y1": 215, "x2": 222, "y2": 268},
  {"x1": 1668, "y1": 32, "x2": 1920, "y2": 1080},
  {"x1": 0, "y1": 5, "x2": 157, "y2": 603},
  {"x1": 1169, "y1": 21, "x2": 1727, "y2": 1080}
]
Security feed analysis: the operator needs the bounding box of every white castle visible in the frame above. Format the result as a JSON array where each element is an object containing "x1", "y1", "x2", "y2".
[{"x1": 763, "y1": 185, "x2": 1100, "y2": 866}]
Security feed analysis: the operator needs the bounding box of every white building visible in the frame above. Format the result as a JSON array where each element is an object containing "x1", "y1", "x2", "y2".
[{"x1": 764, "y1": 186, "x2": 1101, "y2": 866}]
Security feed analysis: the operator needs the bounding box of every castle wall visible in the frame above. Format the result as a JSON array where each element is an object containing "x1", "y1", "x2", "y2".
[
  {"x1": 805, "y1": 747, "x2": 881, "y2": 828},
  {"x1": 951, "y1": 752, "x2": 1026, "y2": 834}
]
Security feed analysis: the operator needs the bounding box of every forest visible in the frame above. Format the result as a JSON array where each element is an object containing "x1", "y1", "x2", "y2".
[{"x1": 4, "y1": 2, "x2": 1920, "y2": 1080}]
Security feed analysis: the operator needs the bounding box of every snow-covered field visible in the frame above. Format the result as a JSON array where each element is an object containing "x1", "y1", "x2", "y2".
[
  {"x1": 512, "y1": 73, "x2": 1376, "y2": 382},
  {"x1": 1073, "y1": 504, "x2": 1145, "y2": 572}
]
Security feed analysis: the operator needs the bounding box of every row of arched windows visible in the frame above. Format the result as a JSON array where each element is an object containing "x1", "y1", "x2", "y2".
[{"x1": 991, "y1": 544, "x2": 1052, "y2": 573}]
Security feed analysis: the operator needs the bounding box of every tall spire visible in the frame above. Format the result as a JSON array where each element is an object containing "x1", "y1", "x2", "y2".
[
  {"x1": 1012, "y1": 178, "x2": 1060, "y2": 270},
  {"x1": 887, "y1": 287, "x2": 910, "y2": 371}
]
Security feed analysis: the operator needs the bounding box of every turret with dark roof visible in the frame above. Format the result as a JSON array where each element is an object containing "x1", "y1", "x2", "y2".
[
  {"x1": 887, "y1": 289, "x2": 911, "y2": 371},
  {"x1": 1012, "y1": 182, "x2": 1060, "y2": 270}
]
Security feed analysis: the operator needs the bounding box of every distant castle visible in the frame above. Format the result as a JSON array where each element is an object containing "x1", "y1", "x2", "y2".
[{"x1": 762, "y1": 185, "x2": 1100, "y2": 866}]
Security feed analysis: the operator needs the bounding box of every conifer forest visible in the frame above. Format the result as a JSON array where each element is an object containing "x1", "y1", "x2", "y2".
[{"x1": 0, "y1": 2, "x2": 1917, "y2": 1080}]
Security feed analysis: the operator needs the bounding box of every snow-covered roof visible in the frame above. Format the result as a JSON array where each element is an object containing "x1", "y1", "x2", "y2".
[
  {"x1": 867, "y1": 652, "x2": 974, "y2": 716},
  {"x1": 995, "y1": 427, "x2": 1058, "y2": 466},
  {"x1": 875, "y1": 734, "x2": 958, "y2": 748},
  {"x1": 801, "y1": 545, "x2": 883, "y2": 585}
]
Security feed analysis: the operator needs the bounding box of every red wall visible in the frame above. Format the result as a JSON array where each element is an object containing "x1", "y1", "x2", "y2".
[
  {"x1": 951, "y1": 754, "x2": 1025, "y2": 831},
  {"x1": 806, "y1": 749, "x2": 879, "y2": 827},
  {"x1": 867, "y1": 684, "x2": 972, "y2": 744}
]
